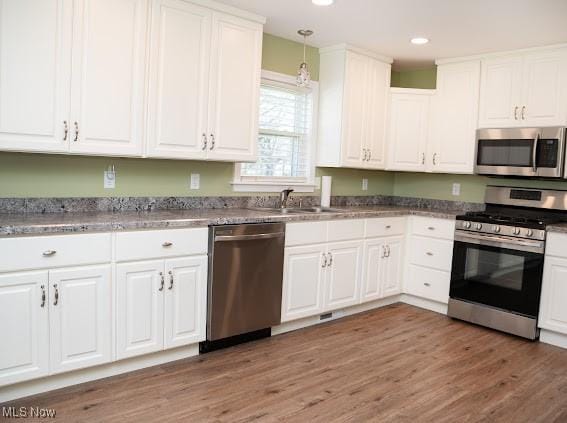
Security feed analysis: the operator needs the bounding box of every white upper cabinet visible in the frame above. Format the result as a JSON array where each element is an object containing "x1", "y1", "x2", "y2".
[
  {"x1": 429, "y1": 60, "x2": 480, "y2": 174},
  {"x1": 386, "y1": 89, "x2": 433, "y2": 172},
  {"x1": 479, "y1": 48, "x2": 567, "y2": 128},
  {"x1": 0, "y1": 0, "x2": 72, "y2": 153},
  {"x1": 69, "y1": 0, "x2": 148, "y2": 156},
  {"x1": 146, "y1": 0, "x2": 211, "y2": 159},
  {"x1": 207, "y1": 12, "x2": 262, "y2": 162},
  {"x1": 317, "y1": 45, "x2": 392, "y2": 170}
]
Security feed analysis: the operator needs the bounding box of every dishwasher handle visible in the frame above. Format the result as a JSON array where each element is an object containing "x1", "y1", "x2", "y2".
[{"x1": 214, "y1": 232, "x2": 285, "y2": 242}]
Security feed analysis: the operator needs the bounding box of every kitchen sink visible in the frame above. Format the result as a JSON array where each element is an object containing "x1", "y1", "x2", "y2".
[{"x1": 248, "y1": 207, "x2": 345, "y2": 214}]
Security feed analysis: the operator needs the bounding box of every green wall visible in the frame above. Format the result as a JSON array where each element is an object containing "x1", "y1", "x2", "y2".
[{"x1": 391, "y1": 67, "x2": 437, "y2": 89}]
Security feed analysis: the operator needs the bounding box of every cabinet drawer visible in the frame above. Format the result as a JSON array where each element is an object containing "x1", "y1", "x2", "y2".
[
  {"x1": 406, "y1": 264, "x2": 450, "y2": 304},
  {"x1": 408, "y1": 236, "x2": 454, "y2": 272},
  {"x1": 327, "y1": 219, "x2": 365, "y2": 242},
  {"x1": 546, "y1": 232, "x2": 567, "y2": 258},
  {"x1": 410, "y1": 217, "x2": 455, "y2": 240},
  {"x1": 0, "y1": 233, "x2": 111, "y2": 273},
  {"x1": 365, "y1": 217, "x2": 406, "y2": 238},
  {"x1": 115, "y1": 228, "x2": 208, "y2": 262},
  {"x1": 286, "y1": 221, "x2": 327, "y2": 246}
]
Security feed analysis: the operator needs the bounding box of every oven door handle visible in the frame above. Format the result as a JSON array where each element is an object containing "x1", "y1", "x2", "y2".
[
  {"x1": 454, "y1": 231, "x2": 544, "y2": 254},
  {"x1": 532, "y1": 132, "x2": 539, "y2": 173}
]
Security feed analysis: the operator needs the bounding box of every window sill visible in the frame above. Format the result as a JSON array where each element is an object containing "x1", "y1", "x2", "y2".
[{"x1": 231, "y1": 181, "x2": 316, "y2": 193}]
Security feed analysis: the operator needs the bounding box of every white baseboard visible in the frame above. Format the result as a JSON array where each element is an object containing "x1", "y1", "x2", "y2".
[
  {"x1": 0, "y1": 345, "x2": 199, "y2": 404},
  {"x1": 400, "y1": 294, "x2": 448, "y2": 315},
  {"x1": 540, "y1": 329, "x2": 567, "y2": 349}
]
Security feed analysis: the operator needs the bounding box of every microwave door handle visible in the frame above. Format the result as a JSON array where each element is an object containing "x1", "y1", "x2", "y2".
[{"x1": 532, "y1": 133, "x2": 539, "y2": 173}]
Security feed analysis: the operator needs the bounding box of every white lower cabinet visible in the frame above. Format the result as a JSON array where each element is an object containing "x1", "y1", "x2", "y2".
[
  {"x1": 361, "y1": 236, "x2": 404, "y2": 302},
  {"x1": 324, "y1": 241, "x2": 363, "y2": 311},
  {"x1": 539, "y1": 256, "x2": 567, "y2": 335},
  {"x1": 381, "y1": 236, "x2": 404, "y2": 298},
  {"x1": 0, "y1": 272, "x2": 50, "y2": 387},
  {"x1": 49, "y1": 265, "x2": 112, "y2": 374},
  {"x1": 116, "y1": 256, "x2": 206, "y2": 360}
]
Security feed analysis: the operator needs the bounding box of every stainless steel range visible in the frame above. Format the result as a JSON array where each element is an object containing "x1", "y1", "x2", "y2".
[{"x1": 448, "y1": 186, "x2": 567, "y2": 340}]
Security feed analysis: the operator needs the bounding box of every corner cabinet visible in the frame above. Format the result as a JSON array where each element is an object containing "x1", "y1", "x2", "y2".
[
  {"x1": 146, "y1": 0, "x2": 263, "y2": 161},
  {"x1": 317, "y1": 45, "x2": 392, "y2": 170},
  {"x1": 478, "y1": 48, "x2": 567, "y2": 128}
]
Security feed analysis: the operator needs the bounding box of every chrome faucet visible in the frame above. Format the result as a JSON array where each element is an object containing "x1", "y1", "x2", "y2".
[{"x1": 279, "y1": 189, "x2": 294, "y2": 209}]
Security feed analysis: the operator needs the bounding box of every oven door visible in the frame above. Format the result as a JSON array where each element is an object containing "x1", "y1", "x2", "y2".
[{"x1": 450, "y1": 231, "x2": 545, "y2": 318}]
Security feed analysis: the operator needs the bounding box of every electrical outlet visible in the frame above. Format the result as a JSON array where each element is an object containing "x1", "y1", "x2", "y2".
[
  {"x1": 104, "y1": 166, "x2": 116, "y2": 189},
  {"x1": 452, "y1": 183, "x2": 461, "y2": 196},
  {"x1": 362, "y1": 178, "x2": 368, "y2": 191},
  {"x1": 190, "y1": 173, "x2": 200, "y2": 190}
]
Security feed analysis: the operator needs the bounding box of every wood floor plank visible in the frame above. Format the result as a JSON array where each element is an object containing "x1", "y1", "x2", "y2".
[{"x1": 3, "y1": 303, "x2": 567, "y2": 422}]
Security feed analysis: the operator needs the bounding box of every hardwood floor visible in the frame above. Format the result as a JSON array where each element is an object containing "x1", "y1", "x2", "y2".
[{"x1": 4, "y1": 303, "x2": 567, "y2": 422}]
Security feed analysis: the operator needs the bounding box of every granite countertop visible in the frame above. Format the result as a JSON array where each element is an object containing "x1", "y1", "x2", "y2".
[{"x1": 0, "y1": 206, "x2": 463, "y2": 237}]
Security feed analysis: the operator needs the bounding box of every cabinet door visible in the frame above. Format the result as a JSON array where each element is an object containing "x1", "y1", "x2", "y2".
[
  {"x1": 430, "y1": 61, "x2": 480, "y2": 174},
  {"x1": 364, "y1": 59, "x2": 390, "y2": 169},
  {"x1": 387, "y1": 92, "x2": 429, "y2": 171},
  {"x1": 0, "y1": 271, "x2": 49, "y2": 387},
  {"x1": 522, "y1": 49, "x2": 567, "y2": 127},
  {"x1": 478, "y1": 56, "x2": 523, "y2": 128},
  {"x1": 164, "y1": 256, "x2": 207, "y2": 349},
  {"x1": 539, "y1": 256, "x2": 567, "y2": 334},
  {"x1": 341, "y1": 51, "x2": 369, "y2": 168},
  {"x1": 116, "y1": 260, "x2": 164, "y2": 359},
  {"x1": 325, "y1": 240, "x2": 363, "y2": 311},
  {"x1": 207, "y1": 12, "x2": 262, "y2": 162},
  {"x1": 281, "y1": 245, "x2": 326, "y2": 322},
  {"x1": 146, "y1": 0, "x2": 211, "y2": 159},
  {"x1": 49, "y1": 265, "x2": 111, "y2": 374},
  {"x1": 361, "y1": 239, "x2": 386, "y2": 303},
  {"x1": 69, "y1": 0, "x2": 148, "y2": 156},
  {"x1": 0, "y1": 0, "x2": 72, "y2": 153},
  {"x1": 382, "y1": 236, "x2": 404, "y2": 297}
]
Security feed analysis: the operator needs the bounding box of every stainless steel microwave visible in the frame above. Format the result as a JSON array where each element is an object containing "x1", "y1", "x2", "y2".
[{"x1": 475, "y1": 127, "x2": 567, "y2": 178}]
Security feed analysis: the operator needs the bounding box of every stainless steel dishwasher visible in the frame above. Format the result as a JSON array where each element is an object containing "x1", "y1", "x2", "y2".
[{"x1": 203, "y1": 223, "x2": 285, "y2": 350}]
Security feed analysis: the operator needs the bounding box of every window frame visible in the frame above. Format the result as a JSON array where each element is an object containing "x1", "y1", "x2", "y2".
[{"x1": 232, "y1": 70, "x2": 318, "y2": 193}]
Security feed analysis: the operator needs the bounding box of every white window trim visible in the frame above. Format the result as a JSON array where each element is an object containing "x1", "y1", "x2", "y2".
[{"x1": 232, "y1": 70, "x2": 319, "y2": 193}]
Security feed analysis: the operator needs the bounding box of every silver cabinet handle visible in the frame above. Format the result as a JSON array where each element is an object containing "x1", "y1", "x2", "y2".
[
  {"x1": 202, "y1": 133, "x2": 207, "y2": 150},
  {"x1": 514, "y1": 106, "x2": 519, "y2": 120},
  {"x1": 159, "y1": 272, "x2": 164, "y2": 291},
  {"x1": 40, "y1": 285, "x2": 46, "y2": 308},
  {"x1": 381, "y1": 245, "x2": 386, "y2": 259},
  {"x1": 73, "y1": 121, "x2": 79, "y2": 142},
  {"x1": 386, "y1": 245, "x2": 391, "y2": 258},
  {"x1": 168, "y1": 271, "x2": 173, "y2": 290},
  {"x1": 421, "y1": 153, "x2": 425, "y2": 165},
  {"x1": 43, "y1": 250, "x2": 57, "y2": 257},
  {"x1": 53, "y1": 284, "x2": 59, "y2": 306},
  {"x1": 362, "y1": 149, "x2": 368, "y2": 161},
  {"x1": 433, "y1": 153, "x2": 437, "y2": 166},
  {"x1": 162, "y1": 241, "x2": 173, "y2": 247},
  {"x1": 426, "y1": 251, "x2": 434, "y2": 256},
  {"x1": 385, "y1": 225, "x2": 391, "y2": 229},
  {"x1": 209, "y1": 134, "x2": 215, "y2": 150},
  {"x1": 321, "y1": 253, "x2": 328, "y2": 268},
  {"x1": 368, "y1": 149, "x2": 371, "y2": 161},
  {"x1": 521, "y1": 106, "x2": 526, "y2": 120},
  {"x1": 424, "y1": 282, "x2": 431, "y2": 287},
  {"x1": 327, "y1": 252, "x2": 333, "y2": 267},
  {"x1": 428, "y1": 226, "x2": 435, "y2": 231},
  {"x1": 63, "y1": 121, "x2": 68, "y2": 141}
]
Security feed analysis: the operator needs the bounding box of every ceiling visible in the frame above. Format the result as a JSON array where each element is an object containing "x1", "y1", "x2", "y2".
[{"x1": 215, "y1": 0, "x2": 567, "y2": 69}]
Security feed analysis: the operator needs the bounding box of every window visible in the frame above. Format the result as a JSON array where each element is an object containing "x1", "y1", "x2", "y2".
[{"x1": 233, "y1": 71, "x2": 317, "y2": 192}]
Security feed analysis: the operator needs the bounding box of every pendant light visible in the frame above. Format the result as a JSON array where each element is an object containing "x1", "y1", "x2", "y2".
[{"x1": 296, "y1": 29, "x2": 313, "y2": 88}]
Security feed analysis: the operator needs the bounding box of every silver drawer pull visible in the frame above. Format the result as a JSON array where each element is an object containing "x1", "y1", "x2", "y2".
[
  {"x1": 426, "y1": 252, "x2": 434, "y2": 256},
  {"x1": 322, "y1": 253, "x2": 328, "y2": 268},
  {"x1": 168, "y1": 271, "x2": 174, "y2": 290},
  {"x1": 53, "y1": 284, "x2": 59, "y2": 306},
  {"x1": 40, "y1": 285, "x2": 46, "y2": 308},
  {"x1": 427, "y1": 227, "x2": 435, "y2": 231},
  {"x1": 162, "y1": 242, "x2": 173, "y2": 247},
  {"x1": 424, "y1": 282, "x2": 431, "y2": 287},
  {"x1": 159, "y1": 272, "x2": 165, "y2": 291},
  {"x1": 43, "y1": 250, "x2": 57, "y2": 257},
  {"x1": 327, "y1": 252, "x2": 333, "y2": 267},
  {"x1": 385, "y1": 225, "x2": 391, "y2": 229}
]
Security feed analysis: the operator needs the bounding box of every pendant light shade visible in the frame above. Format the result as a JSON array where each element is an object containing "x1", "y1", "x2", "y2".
[{"x1": 297, "y1": 29, "x2": 313, "y2": 88}]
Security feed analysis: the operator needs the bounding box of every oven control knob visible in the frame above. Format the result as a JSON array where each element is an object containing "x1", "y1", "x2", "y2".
[
  {"x1": 475, "y1": 223, "x2": 482, "y2": 230},
  {"x1": 492, "y1": 225, "x2": 501, "y2": 233},
  {"x1": 513, "y1": 227, "x2": 521, "y2": 235},
  {"x1": 526, "y1": 229, "x2": 534, "y2": 237},
  {"x1": 463, "y1": 221, "x2": 472, "y2": 229}
]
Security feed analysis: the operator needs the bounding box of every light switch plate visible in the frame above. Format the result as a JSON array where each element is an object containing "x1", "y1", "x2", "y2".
[
  {"x1": 362, "y1": 178, "x2": 368, "y2": 191},
  {"x1": 452, "y1": 183, "x2": 461, "y2": 196},
  {"x1": 104, "y1": 170, "x2": 116, "y2": 189},
  {"x1": 190, "y1": 173, "x2": 200, "y2": 190}
]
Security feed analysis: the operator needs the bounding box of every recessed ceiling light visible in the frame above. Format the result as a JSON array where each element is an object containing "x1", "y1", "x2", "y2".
[
  {"x1": 411, "y1": 37, "x2": 429, "y2": 45},
  {"x1": 312, "y1": 0, "x2": 334, "y2": 5}
]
